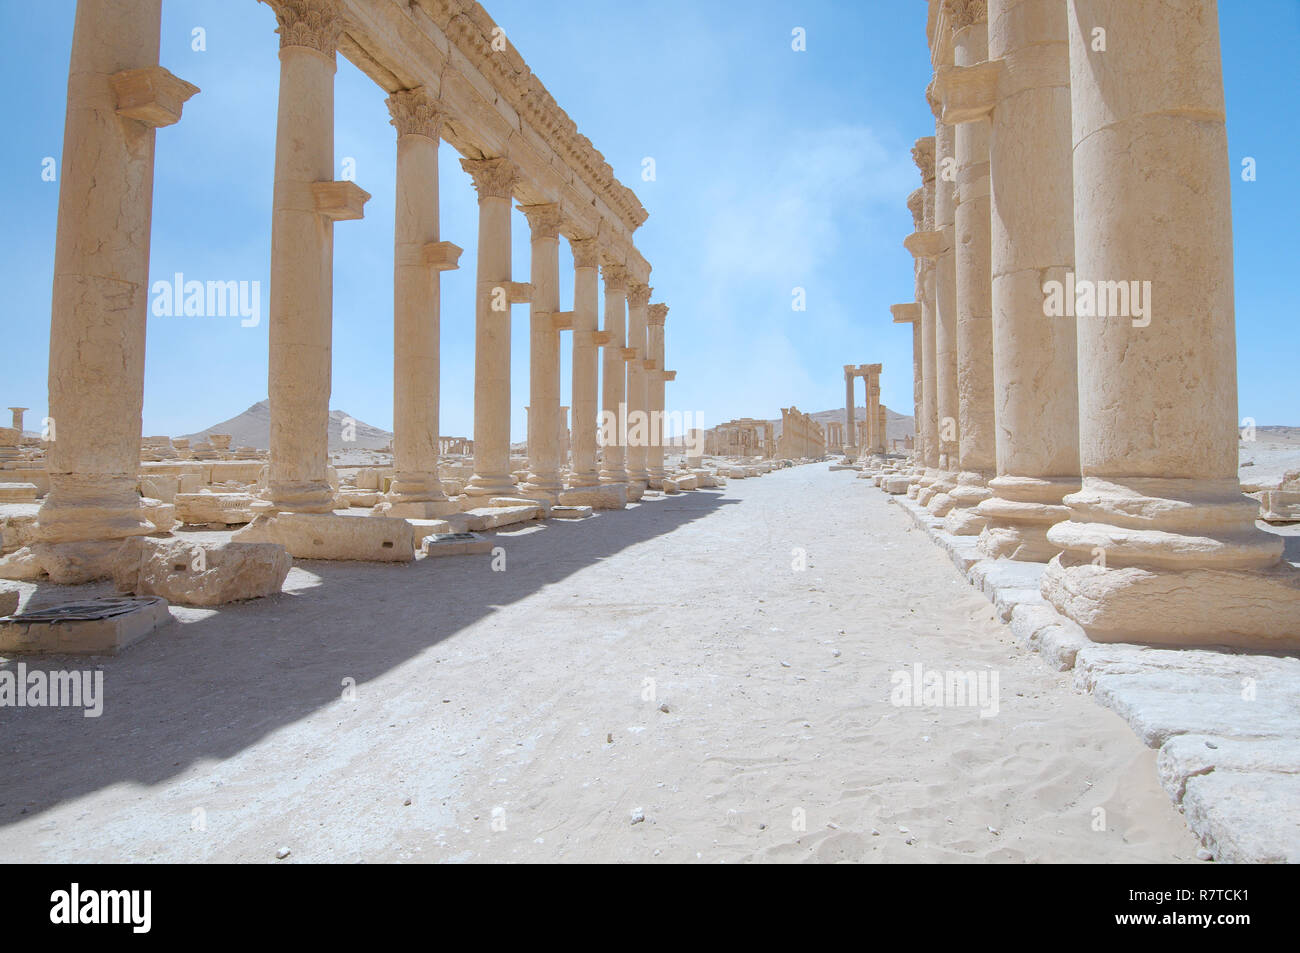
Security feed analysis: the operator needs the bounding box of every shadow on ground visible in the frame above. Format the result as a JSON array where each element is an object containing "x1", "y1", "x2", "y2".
[{"x1": 0, "y1": 490, "x2": 736, "y2": 825}]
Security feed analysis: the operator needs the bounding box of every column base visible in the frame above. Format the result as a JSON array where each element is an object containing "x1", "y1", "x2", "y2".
[
  {"x1": 942, "y1": 471, "x2": 993, "y2": 535},
  {"x1": 36, "y1": 475, "x2": 154, "y2": 544},
  {"x1": 267, "y1": 480, "x2": 336, "y2": 514},
  {"x1": 567, "y1": 472, "x2": 601, "y2": 488},
  {"x1": 464, "y1": 473, "x2": 517, "y2": 498},
  {"x1": 0, "y1": 538, "x2": 132, "y2": 584},
  {"x1": 923, "y1": 471, "x2": 958, "y2": 513},
  {"x1": 380, "y1": 498, "x2": 461, "y2": 519},
  {"x1": 975, "y1": 475, "x2": 1078, "y2": 562},
  {"x1": 1041, "y1": 554, "x2": 1300, "y2": 650}
]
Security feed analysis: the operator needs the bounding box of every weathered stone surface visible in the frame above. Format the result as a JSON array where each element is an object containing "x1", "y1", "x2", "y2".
[
  {"x1": 234, "y1": 512, "x2": 415, "y2": 562},
  {"x1": 1180, "y1": 771, "x2": 1300, "y2": 864},
  {"x1": 174, "y1": 491, "x2": 258, "y2": 526},
  {"x1": 558, "y1": 485, "x2": 626, "y2": 509},
  {"x1": 113, "y1": 536, "x2": 291, "y2": 607},
  {"x1": 549, "y1": 505, "x2": 592, "y2": 519},
  {"x1": 0, "y1": 483, "x2": 38, "y2": 503},
  {"x1": 422, "y1": 531, "x2": 493, "y2": 557},
  {"x1": 0, "y1": 586, "x2": 18, "y2": 616},
  {"x1": 462, "y1": 504, "x2": 541, "y2": 531},
  {"x1": 0, "y1": 595, "x2": 171, "y2": 655},
  {"x1": 1008, "y1": 604, "x2": 1089, "y2": 672}
]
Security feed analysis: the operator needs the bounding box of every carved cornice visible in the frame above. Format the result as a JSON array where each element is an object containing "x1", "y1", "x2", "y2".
[
  {"x1": 602, "y1": 262, "x2": 628, "y2": 291},
  {"x1": 626, "y1": 283, "x2": 651, "y2": 308},
  {"x1": 942, "y1": 0, "x2": 987, "y2": 30},
  {"x1": 386, "y1": 87, "x2": 445, "y2": 141},
  {"x1": 569, "y1": 237, "x2": 599, "y2": 269},
  {"x1": 419, "y1": 0, "x2": 647, "y2": 233},
  {"x1": 460, "y1": 156, "x2": 517, "y2": 200},
  {"x1": 266, "y1": 0, "x2": 344, "y2": 56},
  {"x1": 520, "y1": 202, "x2": 563, "y2": 239}
]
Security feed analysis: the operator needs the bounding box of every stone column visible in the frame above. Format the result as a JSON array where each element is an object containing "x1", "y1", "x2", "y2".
[
  {"x1": 462, "y1": 157, "x2": 522, "y2": 498},
  {"x1": 567, "y1": 238, "x2": 601, "y2": 487},
  {"x1": 927, "y1": 73, "x2": 960, "y2": 514},
  {"x1": 558, "y1": 405, "x2": 571, "y2": 469},
  {"x1": 264, "y1": 0, "x2": 367, "y2": 514},
  {"x1": 599, "y1": 258, "x2": 628, "y2": 485},
  {"x1": 942, "y1": 0, "x2": 1082, "y2": 561},
  {"x1": 520, "y1": 203, "x2": 564, "y2": 500},
  {"x1": 843, "y1": 366, "x2": 857, "y2": 458},
  {"x1": 907, "y1": 136, "x2": 941, "y2": 494},
  {"x1": 8, "y1": 408, "x2": 27, "y2": 433},
  {"x1": 1039, "y1": 0, "x2": 1300, "y2": 649},
  {"x1": 25, "y1": 0, "x2": 196, "y2": 581},
  {"x1": 625, "y1": 281, "x2": 651, "y2": 485},
  {"x1": 646, "y1": 303, "x2": 668, "y2": 482},
  {"x1": 939, "y1": 0, "x2": 996, "y2": 534},
  {"x1": 864, "y1": 364, "x2": 882, "y2": 454},
  {"x1": 384, "y1": 87, "x2": 459, "y2": 519}
]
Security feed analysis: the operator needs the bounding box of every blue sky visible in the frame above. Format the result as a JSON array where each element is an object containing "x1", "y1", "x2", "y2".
[{"x1": 2, "y1": 0, "x2": 1296, "y2": 440}]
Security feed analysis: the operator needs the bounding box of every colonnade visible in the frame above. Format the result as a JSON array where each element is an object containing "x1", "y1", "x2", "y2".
[
  {"x1": 6, "y1": 0, "x2": 679, "y2": 583},
  {"x1": 890, "y1": 0, "x2": 1299, "y2": 649},
  {"x1": 777, "y1": 408, "x2": 825, "y2": 460}
]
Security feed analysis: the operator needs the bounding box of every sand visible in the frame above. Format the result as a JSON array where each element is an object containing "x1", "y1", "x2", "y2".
[{"x1": 0, "y1": 464, "x2": 1201, "y2": 862}]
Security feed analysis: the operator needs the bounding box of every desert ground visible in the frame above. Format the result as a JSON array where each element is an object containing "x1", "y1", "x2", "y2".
[{"x1": 0, "y1": 464, "x2": 1204, "y2": 862}]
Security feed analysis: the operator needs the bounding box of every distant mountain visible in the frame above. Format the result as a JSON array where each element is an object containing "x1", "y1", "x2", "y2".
[{"x1": 181, "y1": 400, "x2": 393, "y2": 451}]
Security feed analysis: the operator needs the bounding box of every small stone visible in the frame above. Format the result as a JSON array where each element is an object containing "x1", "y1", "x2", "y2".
[
  {"x1": 658, "y1": 704, "x2": 670, "y2": 713},
  {"x1": 1196, "y1": 848, "x2": 1214, "y2": 861},
  {"x1": 275, "y1": 846, "x2": 291, "y2": 860},
  {"x1": 607, "y1": 733, "x2": 613, "y2": 744},
  {"x1": 403, "y1": 798, "x2": 412, "y2": 806},
  {"x1": 630, "y1": 808, "x2": 646, "y2": 825}
]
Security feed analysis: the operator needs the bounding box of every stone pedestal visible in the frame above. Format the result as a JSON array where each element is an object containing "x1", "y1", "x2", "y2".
[
  {"x1": 23, "y1": 0, "x2": 196, "y2": 583},
  {"x1": 520, "y1": 203, "x2": 564, "y2": 501},
  {"x1": 384, "y1": 88, "x2": 458, "y2": 519},
  {"x1": 1040, "y1": 0, "x2": 1300, "y2": 649},
  {"x1": 462, "y1": 157, "x2": 520, "y2": 498}
]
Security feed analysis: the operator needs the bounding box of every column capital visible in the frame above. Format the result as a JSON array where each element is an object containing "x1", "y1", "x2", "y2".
[
  {"x1": 907, "y1": 188, "x2": 924, "y2": 230},
  {"x1": 460, "y1": 156, "x2": 517, "y2": 200},
  {"x1": 386, "y1": 87, "x2": 446, "y2": 141},
  {"x1": 265, "y1": 0, "x2": 345, "y2": 56},
  {"x1": 626, "y1": 282, "x2": 651, "y2": 307},
  {"x1": 519, "y1": 202, "x2": 563, "y2": 239},
  {"x1": 942, "y1": 0, "x2": 987, "y2": 31},
  {"x1": 647, "y1": 303, "x2": 668, "y2": 325},
  {"x1": 569, "y1": 237, "x2": 599, "y2": 269},
  {"x1": 601, "y1": 261, "x2": 628, "y2": 291},
  {"x1": 925, "y1": 77, "x2": 943, "y2": 120},
  {"x1": 912, "y1": 136, "x2": 936, "y2": 183}
]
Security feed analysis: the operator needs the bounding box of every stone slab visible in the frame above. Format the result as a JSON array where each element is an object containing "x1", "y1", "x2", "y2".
[
  {"x1": 112, "y1": 537, "x2": 291, "y2": 607},
  {"x1": 422, "y1": 531, "x2": 493, "y2": 557},
  {"x1": 233, "y1": 512, "x2": 415, "y2": 562},
  {"x1": 550, "y1": 505, "x2": 592, "y2": 520},
  {"x1": 557, "y1": 485, "x2": 626, "y2": 509},
  {"x1": 0, "y1": 595, "x2": 171, "y2": 655},
  {"x1": 1180, "y1": 770, "x2": 1300, "y2": 864}
]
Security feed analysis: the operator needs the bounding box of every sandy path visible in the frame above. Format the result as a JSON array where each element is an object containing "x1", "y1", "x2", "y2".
[{"x1": 0, "y1": 465, "x2": 1200, "y2": 862}]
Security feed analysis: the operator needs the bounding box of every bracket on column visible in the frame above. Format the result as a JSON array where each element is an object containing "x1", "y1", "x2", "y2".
[
  {"x1": 662, "y1": 371, "x2": 677, "y2": 381},
  {"x1": 620, "y1": 348, "x2": 639, "y2": 362},
  {"x1": 549, "y1": 310, "x2": 575, "y2": 331},
  {"x1": 938, "y1": 59, "x2": 1002, "y2": 126},
  {"x1": 312, "y1": 181, "x2": 371, "y2": 221},
  {"x1": 423, "y1": 241, "x2": 463, "y2": 271},
  {"x1": 591, "y1": 330, "x2": 613, "y2": 347},
  {"x1": 505, "y1": 281, "x2": 532, "y2": 304},
  {"x1": 903, "y1": 229, "x2": 943, "y2": 261},
  {"x1": 890, "y1": 303, "x2": 921, "y2": 324},
  {"x1": 111, "y1": 66, "x2": 199, "y2": 127}
]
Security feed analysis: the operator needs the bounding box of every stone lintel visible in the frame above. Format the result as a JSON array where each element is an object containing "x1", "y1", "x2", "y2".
[
  {"x1": 111, "y1": 66, "x2": 199, "y2": 127},
  {"x1": 939, "y1": 60, "x2": 1001, "y2": 125},
  {"x1": 422, "y1": 240, "x2": 463, "y2": 271},
  {"x1": 891, "y1": 302, "x2": 922, "y2": 324},
  {"x1": 312, "y1": 180, "x2": 371, "y2": 221}
]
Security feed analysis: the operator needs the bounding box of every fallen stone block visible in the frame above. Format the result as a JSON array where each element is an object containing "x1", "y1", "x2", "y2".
[
  {"x1": 112, "y1": 537, "x2": 291, "y2": 607},
  {"x1": 661, "y1": 478, "x2": 680, "y2": 494},
  {"x1": 557, "y1": 485, "x2": 626, "y2": 509},
  {"x1": 1180, "y1": 770, "x2": 1300, "y2": 864},
  {"x1": 0, "y1": 595, "x2": 171, "y2": 655},
  {"x1": 234, "y1": 512, "x2": 415, "y2": 562},
  {"x1": 0, "y1": 483, "x2": 38, "y2": 503},
  {"x1": 550, "y1": 505, "x2": 592, "y2": 520},
  {"x1": 422, "y1": 531, "x2": 493, "y2": 557},
  {"x1": 174, "y1": 491, "x2": 259, "y2": 526},
  {"x1": 463, "y1": 504, "x2": 542, "y2": 532}
]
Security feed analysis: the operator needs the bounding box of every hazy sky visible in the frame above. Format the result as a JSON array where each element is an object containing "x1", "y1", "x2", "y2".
[{"x1": 2, "y1": 0, "x2": 1297, "y2": 440}]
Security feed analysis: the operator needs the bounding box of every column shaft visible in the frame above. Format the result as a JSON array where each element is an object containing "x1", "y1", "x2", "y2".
[
  {"x1": 599, "y1": 261, "x2": 628, "y2": 484},
  {"x1": 521, "y1": 204, "x2": 563, "y2": 498},
  {"x1": 568, "y1": 239, "x2": 600, "y2": 486}
]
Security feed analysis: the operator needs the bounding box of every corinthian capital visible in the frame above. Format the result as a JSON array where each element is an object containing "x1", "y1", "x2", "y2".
[
  {"x1": 942, "y1": 0, "x2": 987, "y2": 30},
  {"x1": 386, "y1": 87, "x2": 446, "y2": 141},
  {"x1": 460, "y1": 157, "x2": 517, "y2": 200},
  {"x1": 912, "y1": 136, "x2": 936, "y2": 183},
  {"x1": 520, "y1": 203, "x2": 563, "y2": 239},
  {"x1": 626, "y1": 283, "x2": 651, "y2": 307},
  {"x1": 647, "y1": 303, "x2": 669, "y2": 326},
  {"x1": 601, "y1": 261, "x2": 628, "y2": 291},
  {"x1": 265, "y1": 0, "x2": 344, "y2": 56},
  {"x1": 569, "y1": 238, "x2": 599, "y2": 269}
]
